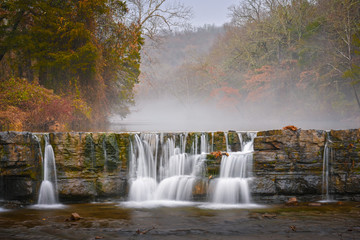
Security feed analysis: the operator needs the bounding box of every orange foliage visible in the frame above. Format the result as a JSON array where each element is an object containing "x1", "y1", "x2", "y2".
[
  {"x1": 244, "y1": 61, "x2": 300, "y2": 103},
  {"x1": 297, "y1": 71, "x2": 319, "y2": 89},
  {"x1": 210, "y1": 151, "x2": 229, "y2": 158},
  {"x1": 210, "y1": 151, "x2": 222, "y2": 158},
  {"x1": 0, "y1": 106, "x2": 27, "y2": 131},
  {"x1": 209, "y1": 85, "x2": 241, "y2": 109},
  {"x1": 244, "y1": 65, "x2": 274, "y2": 102},
  {"x1": 282, "y1": 125, "x2": 298, "y2": 131},
  {"x1": 0, "y1": 78, "x2": 91, "y2": 131}
]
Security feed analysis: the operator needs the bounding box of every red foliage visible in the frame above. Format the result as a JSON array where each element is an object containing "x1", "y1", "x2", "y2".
[
  {"x1": 244, "y1": 61, "x2": 300, "y2": 102},
  {"x1": 297, "y1": 71, "x2": 319, "y2": 89},
  {"x1": 283, "y1": 125, "x2": 298, "y2": 131},
  {"x1": 244, "y1": 65, "x2": 274, "y2": 102},
  {"x1": 27, "y1": 98, "x2": 74, "y2": 131},
  {"x1": 209, "y1": 85, "x2": 241, "y2": 109},
  {"x1": 0, "y1": 78, "x2": 91, "y2": 131}
]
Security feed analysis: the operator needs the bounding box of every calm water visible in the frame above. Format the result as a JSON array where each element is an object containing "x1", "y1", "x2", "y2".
[{"x1": 0, "y1": 202, "x2": 360, "y2": 239}]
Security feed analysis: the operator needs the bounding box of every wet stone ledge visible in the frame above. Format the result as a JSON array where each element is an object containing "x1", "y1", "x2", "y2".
[
  {"x1": 252, "y1": 129, "x2": 360, "y2": 202},
  {"x1": 0, "y1": 129, "x2": 359, "y2": 204},
  {"x1": 0, "y1": 131, "x2": 235, "y2": 203}
]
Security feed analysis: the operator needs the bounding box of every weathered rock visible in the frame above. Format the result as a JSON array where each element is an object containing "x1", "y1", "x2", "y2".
[
  {"x1": 253, "y1": 129, "x2": 326, "y2": 201},
  {"x1": 309, "y1": 202, "x2": 321, "y2": 206},
  {"x1": 192, "y1": 179, "x2": 208, "y2": 200},
  {"x1": 251, "y1": 177, "x2": 276, "y2": 195},
  {"x1": 1, "y1": 129, "x2": 360, "y2": 204},
  {"x1": 0, "y1": 132, "x2": 41, "y2": 203},
  {"x1": 70, "y1": 212, "x2": 82, "y2": 221},
  {"x1": 286, "y1": 197, "x2": 298, "y2": 206}
]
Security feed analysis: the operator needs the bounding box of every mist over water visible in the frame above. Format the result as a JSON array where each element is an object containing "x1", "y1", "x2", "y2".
[
  {"x1": 109, "y1": 25, "x2": 359, "y2": 132},
  {"x1": 109, "y1": 95, "x2": 359, "y2": 132}
]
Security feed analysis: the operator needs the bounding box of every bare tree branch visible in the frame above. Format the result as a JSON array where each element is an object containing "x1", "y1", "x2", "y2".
[{"x1": 125, "y1": 0, "x2": 192, "y2": 40}]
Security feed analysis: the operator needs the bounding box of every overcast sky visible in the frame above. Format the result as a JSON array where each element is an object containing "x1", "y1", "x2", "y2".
[{"x1": 181, "y1": 0, "x2": 240, "y2": 27}]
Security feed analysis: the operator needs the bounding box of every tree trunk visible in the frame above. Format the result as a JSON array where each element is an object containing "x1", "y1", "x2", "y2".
[{"x1": 352, "y1": 84, "x2": 360, "y2": 113}]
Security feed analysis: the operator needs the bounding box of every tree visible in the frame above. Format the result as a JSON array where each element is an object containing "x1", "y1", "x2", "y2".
[
  {"x1": 0, "y1": 0, "x2": 143, "y2": 130},
  {"x1": 125, "y1": 0, "x2": 192, "y2": 39},
  {"x1": 317, "y1": 0, "x2": 360, "y2": 111}
]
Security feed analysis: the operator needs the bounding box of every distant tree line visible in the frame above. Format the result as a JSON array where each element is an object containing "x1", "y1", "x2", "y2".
[{"x1": 139, "y1": 0, "x2": 360, "y2": 126}]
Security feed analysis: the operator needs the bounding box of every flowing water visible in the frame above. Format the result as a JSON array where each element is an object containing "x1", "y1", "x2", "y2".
[
  {"x1": 126, "y1": 132, "x2": 258, "y2": 208},
  {"x1": 128, "y1": 133, "x2": 207, "y2": 204},
  {"x1": 1, "y1": 132, "x2": 360, "y2": 239},
  {"x1": 1, "y1": 202, "x2": 360, "y2": 240},
  {"x1": 209, "y1": 132, "x2": 256, "y2": 205},
  {"x1": 36, "y1": 135, "x2": 61, "y2": 208},
  {"x1": 319, "y1": 132, "x2": 335, "y2": 203}
]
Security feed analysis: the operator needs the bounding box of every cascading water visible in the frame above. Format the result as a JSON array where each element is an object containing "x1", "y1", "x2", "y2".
[
  {"x1": 37, "y1": 135, "x2": 59, "y2": 205},
  {"x1": 102, "y1": 138, "x2": 108, "y2": 172},
  {"x1": 128, "y1": 133, "x2": 206, "y2": 203},
  {"x1": 128, "y1": 134, "x2": 157, "y2": 201},
  {"x1": 210, "y1": 132, "x2": 256, "y2": 204},
  {"x1": 224, "y1": 132, "x2": 231, "y2": 152},
  {"x1": 200, "y1": 133, "x2": 208, "y2": 154},
  {"x1": 320, "y1": 132, "x2": 335, "y2": 202},
  {"x1": 125, "y1": 132, "x2": 260, "y2": 208}
]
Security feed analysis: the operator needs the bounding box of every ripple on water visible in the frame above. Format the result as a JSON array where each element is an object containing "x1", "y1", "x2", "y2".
[
  {"x1": 0, "y1": 207, "x2": 9, "y2": 212},
  {"x1": 30, "y1": 204, "x2": 66, "y2": 210},
  {"x1": 198, "y1": 203, "x2": 266, "y2": 210},
  {"x1": 119, "y1": 200, "x2": 198, "y2": 209},
  {"x1": 118, "y1": 200, "x2": 266, "y2": 210}
]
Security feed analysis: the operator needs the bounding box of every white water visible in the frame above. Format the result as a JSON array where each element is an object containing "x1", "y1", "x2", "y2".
[
  {"x1": 125, "y1": 132, "x2": 260, "y2": 208},
  {"x1": 128, "y1": 133, "x2": 206, "y2": 202},
  {"x1": 128, "y1": 134, "x2": 157, "y2": 201},
  {"x1": 210, "y1": 132, "x2": 256, "y2": 204},
  {"x1": 319, "y1": 135, "x2": 335, "y2": 203},
  {"x1": 0, "y1": 207, "x2": 8, "y2": 212},
  {"x1": 37, "y1": 135, "x2": 59, "y2": 206}
]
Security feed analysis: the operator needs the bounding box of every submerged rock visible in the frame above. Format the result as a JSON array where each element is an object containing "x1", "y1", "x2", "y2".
[
  {"x1": 70, "y1": 212, "x2": 82, "y2": 221},
  {"x1": 308, "y1": 202, "x2": 321, "y2": 207},
  {"x1": 286, "y1": 197, "x2": 298, "y2": 206}
]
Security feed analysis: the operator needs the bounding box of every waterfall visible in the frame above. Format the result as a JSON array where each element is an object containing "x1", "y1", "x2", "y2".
[
  {"x1": 210, "y1": 132, "x2": 256, "y2": 204},
  {"x1": 320, "y1": 132, "x2": 335, "y2": 202},
  {"x1": 102, "y1": 137, "x2": 108, "y2": 172},
  {"x1": 224, "y1": 132, "x2": 231, "y2": 152},
  {"x1": 126, "y1": 131, "x2": 260, "y2": 208},
  {"x1": 128, "y1": 133, "x2": 206, "y2": 202},
  {"x1": 37, "y1": 135, "x2": 59, "y2": 205},
  {"x1": 155, "y1": 153, "x2": 205, "y2": 201},
  {"x1": 180, "y1": 133, "x2": 187, "y2": 153},
  {"x1": 237, "y1": 132, "x2": 244, "y2": 151},
  {"x1": 200, "y1": 133, "x2": 208, "y2": 154},
  {"x1": 211, "y1": 132, "x2": 214, "y2": 153},
  {"x1": 128, "y1": 134, "x2": 157, "y2": 201}
]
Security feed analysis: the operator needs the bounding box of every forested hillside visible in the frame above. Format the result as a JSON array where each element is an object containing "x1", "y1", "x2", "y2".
[
  {"x1": 1, "y1": 0, "x2": 192, "y2": 132},
  {"x1": 134, "y1": 0, "x2": 360, "y2": 130},
  {"x1": 0, "y1": 0, "x2": 142, "y2": 131}
]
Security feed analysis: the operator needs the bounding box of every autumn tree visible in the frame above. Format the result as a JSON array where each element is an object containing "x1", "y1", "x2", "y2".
[{"x1": 0, "y1": 0, "x2": 143, "y2": 130}]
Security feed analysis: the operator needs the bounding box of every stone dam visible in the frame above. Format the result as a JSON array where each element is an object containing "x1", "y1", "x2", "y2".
[{"x1": 0, "y1": 129, "x2": 359, "y2": 205}]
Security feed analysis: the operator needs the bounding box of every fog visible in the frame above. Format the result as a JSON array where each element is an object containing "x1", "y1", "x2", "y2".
[
  {"x1": 109, "y1": 95, "x2": 359, "y2": 132},
  {"x1": 109, "y1": 25, "x2": 360, "y2": 132}
]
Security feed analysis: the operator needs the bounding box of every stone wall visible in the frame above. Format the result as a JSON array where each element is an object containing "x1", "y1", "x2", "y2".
[
  {"x1": 0, "y1": 129, "x2": 359, "y2": 204},
  {"x1": 0, "y1": 132, "x2": 41, "y2": 203},
  {"x1": 0, "y1": 131, "x2": 235, "y2": 203},
  {"x1": 45, "y1": 132, "x2": 130, "y2": 202},
  {"x1": 252, "y1": 129, "x2": 360, "y2": 202}
]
